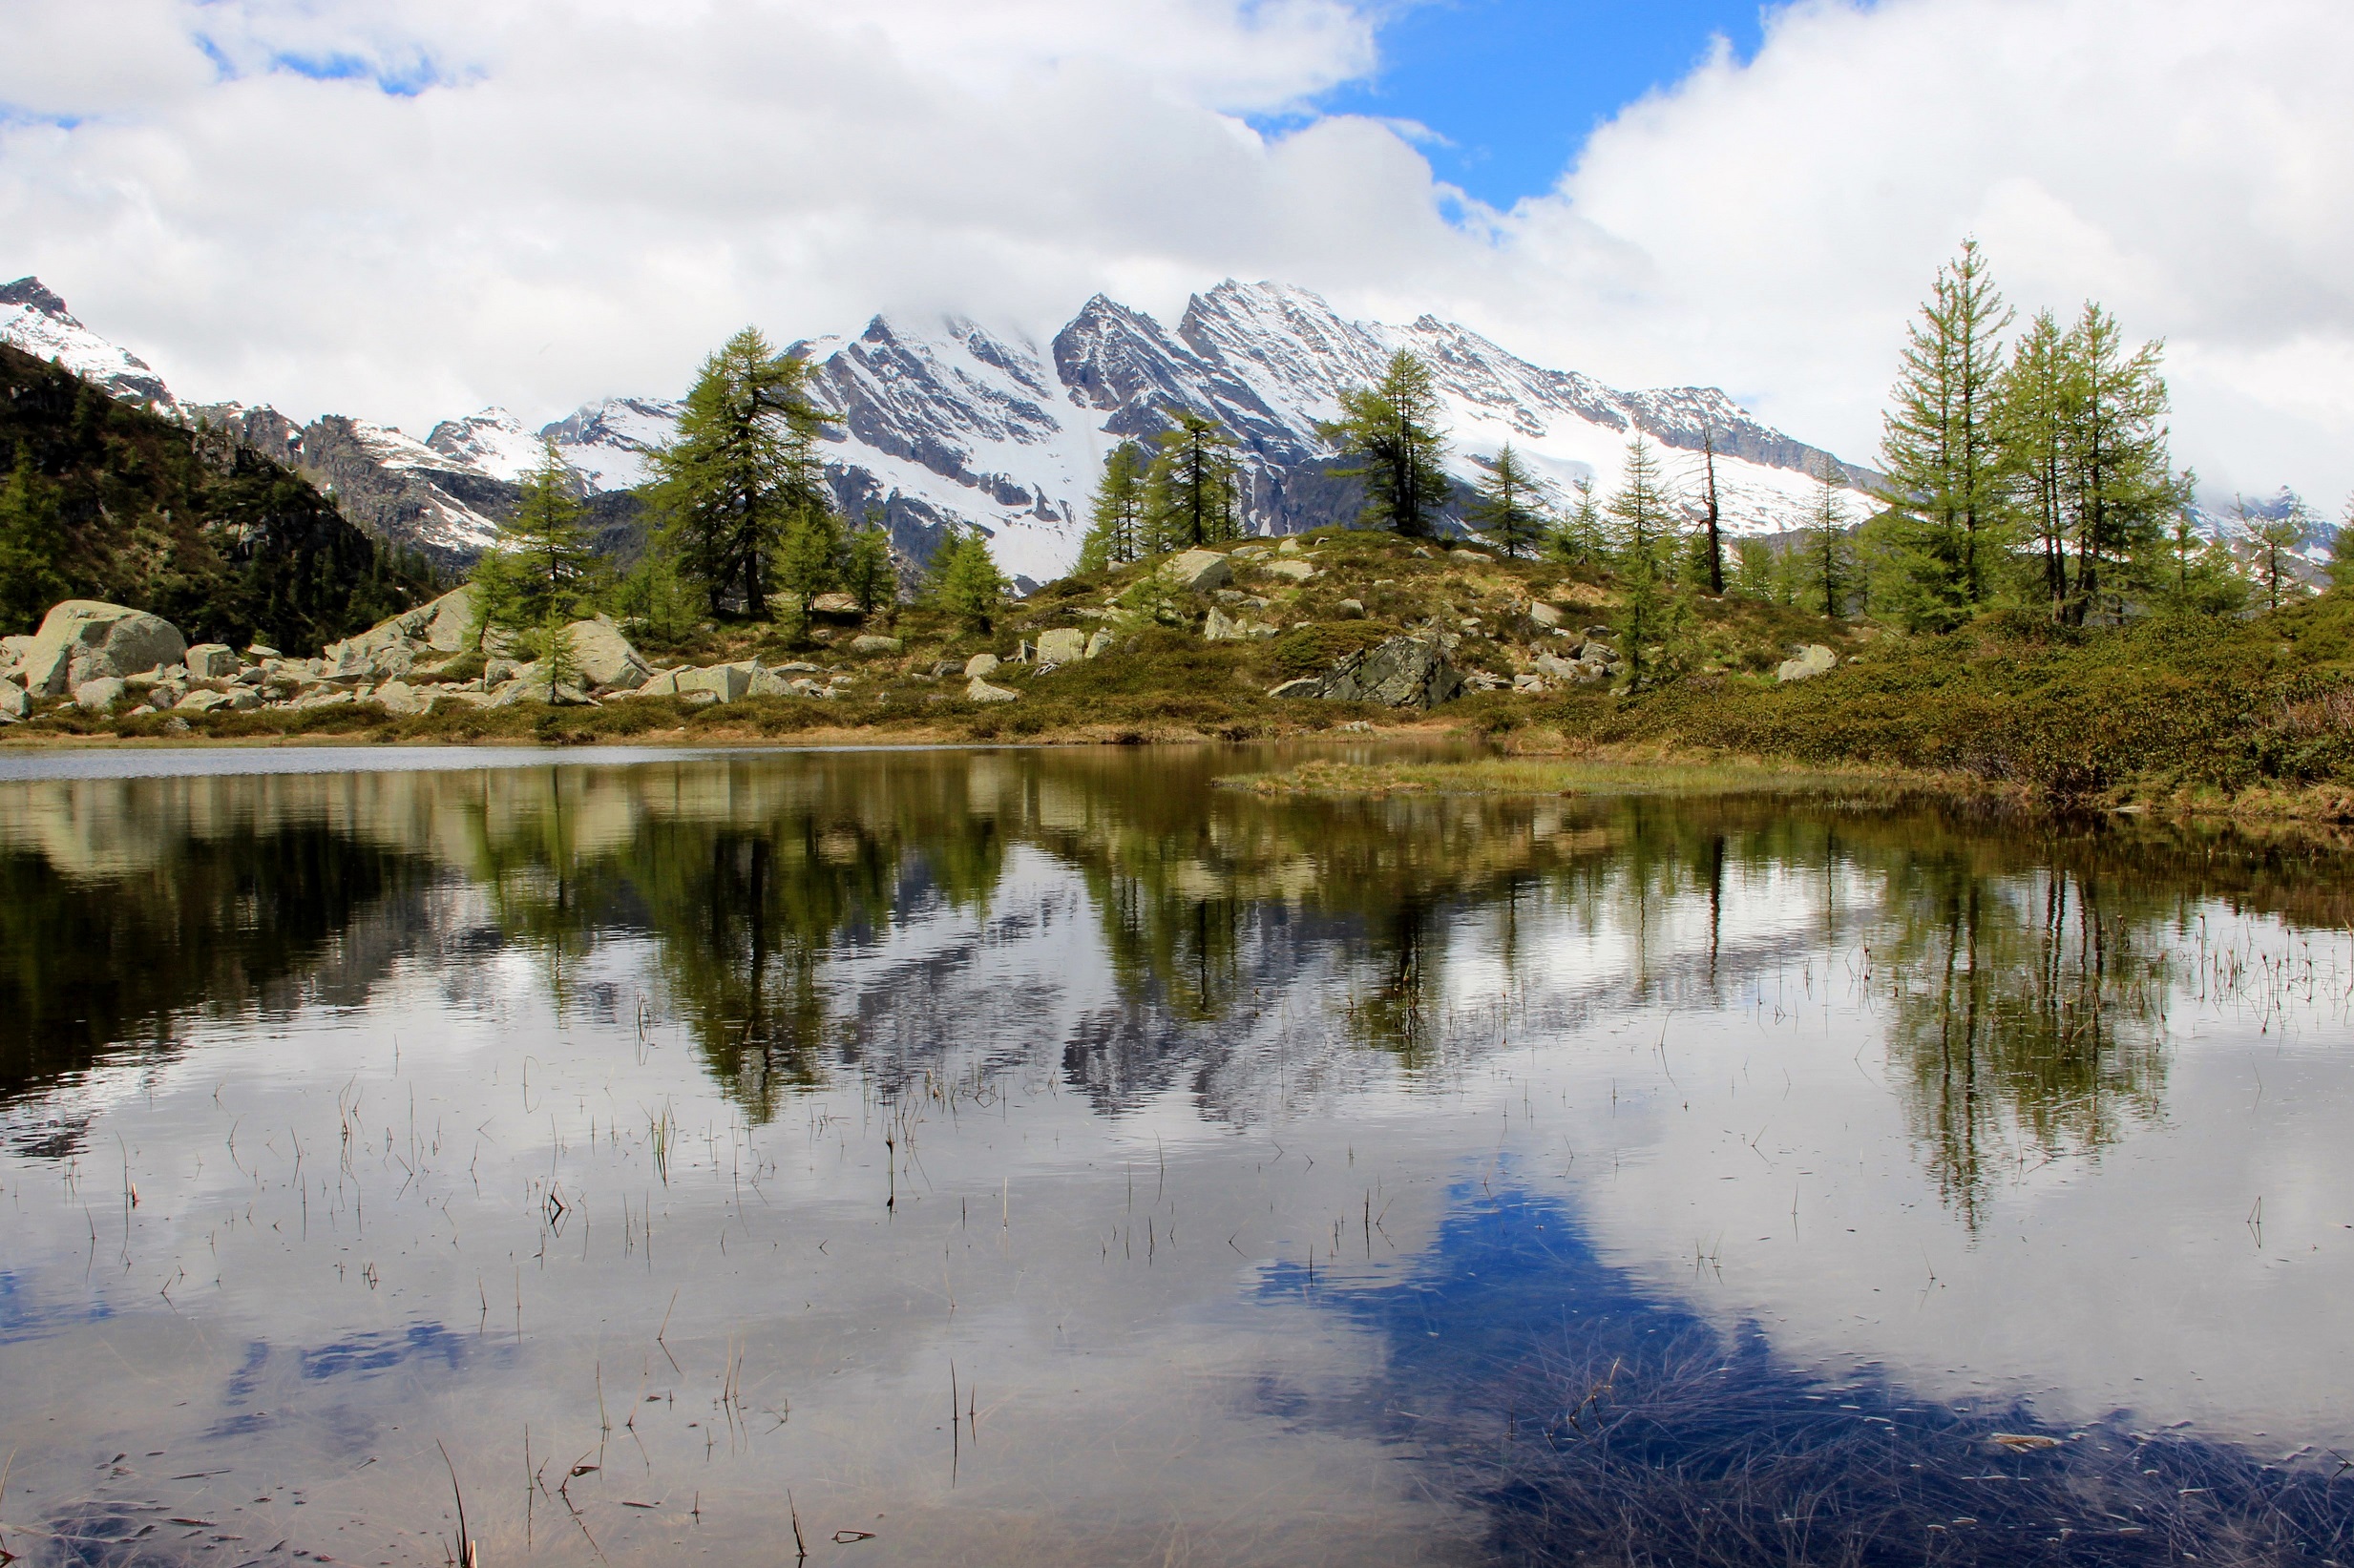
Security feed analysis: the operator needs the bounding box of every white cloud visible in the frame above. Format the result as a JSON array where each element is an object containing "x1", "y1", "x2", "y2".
[{"x1": 1, "y1": 0, "x2": 2347, "y2": 509}]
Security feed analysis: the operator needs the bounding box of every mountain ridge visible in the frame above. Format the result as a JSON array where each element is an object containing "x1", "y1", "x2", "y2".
[{"x1": 5, "y1": 274, "x2": 1908, "y2": 582}]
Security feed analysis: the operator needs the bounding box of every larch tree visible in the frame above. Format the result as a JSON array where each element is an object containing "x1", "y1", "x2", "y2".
[
  {"x1": 1145, "y1": 410, "x2": 1240, "y2": 552},
  {"x1": 1468, "y1": 444, "x2": 1549, "y2": 559},
  {"x1": 1548, "y1": 475, "x2": 1606, "y2": 568},
  {"x1": 842, "y1": 508, "x2": 896, "y2": 614},
  {"x1": 1696, "y1": 429, "x2": 1726, "y2": 595},
  {"x1": 926, "y1": 525, "x2": 1008, "y2": 634},
  {"x1": 1996, "y1": 309, "x2": 2073, "y2": 622},
  {"x1": 2054, "y1": 303, "x2": 2178, "y2": 624},
  {"x1": 473, "y1": 439, "x2": 603, "y2": 641},
  {"x1": 2243, "y1": 498, "x2": 2314, "y2": 614},
  {"x1": 1604, "y1": 437, "x2": 1690, "y2": 688},
  {"x1": 1880, "y1": 239, "x2": 2013, "y2": 631},
  {"x1": 1325, "y1": 350, "x2": 1450, "y2": 537},
  {"x1": 1077, "y1": 442, "x2": 1148, "y2": 571},
  {"x1": 1805, "y1": 454, "x2": 1856, "y2": 620},
  {"x1": 648, "y1": 327, "x2": 832, "y2": 621}
]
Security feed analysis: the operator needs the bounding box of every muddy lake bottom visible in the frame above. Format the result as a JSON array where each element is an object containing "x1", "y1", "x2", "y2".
[{"x1": 2, "y1": 742, "x2": 2351, "y2": 1566}]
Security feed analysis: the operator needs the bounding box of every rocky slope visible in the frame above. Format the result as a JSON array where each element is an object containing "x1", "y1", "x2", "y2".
[{"x1": 4, "y1": 274, "x2": 1902, "y2": 583}]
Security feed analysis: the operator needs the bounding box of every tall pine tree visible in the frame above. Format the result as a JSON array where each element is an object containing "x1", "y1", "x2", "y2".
[
  {"x1": 1468, "y1": 444, "x2": 1548, "y2": 559},
  {"x1": 1879, "y1": 239, "x2": 2013, "y2": 630},
  {"x1": 1325, "y1": 350, "x2": 1450, "y2": 537},
  {"x1": 1145, "y1": 411, "x2": 1240, "y2": 552},
  {"x1": 649, "y1": 327, "x2": 832, "y2": 620},
  {"x1": 1077, "y1": 442, "x2": 1148, "y2": 570}
]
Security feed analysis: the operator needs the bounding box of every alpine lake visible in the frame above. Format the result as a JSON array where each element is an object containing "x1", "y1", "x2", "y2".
[{"x1": 3, "y1": 742, "x2": 2353, "y2": 1568}]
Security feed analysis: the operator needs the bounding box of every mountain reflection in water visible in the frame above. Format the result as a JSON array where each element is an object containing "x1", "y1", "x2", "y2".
[{"x1": 0, "y1": 745, "x2": 2349, "y2": 1566}]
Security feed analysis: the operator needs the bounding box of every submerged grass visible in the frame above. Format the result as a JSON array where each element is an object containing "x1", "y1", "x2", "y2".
[{"x1": 1214, "y1": 753, "x2": 1972, "y2": 804}]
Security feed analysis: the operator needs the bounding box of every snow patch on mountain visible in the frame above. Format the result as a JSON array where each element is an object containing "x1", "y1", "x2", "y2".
[{"x1": 0, "y1": 278, "x2": 179, "y2": 410}]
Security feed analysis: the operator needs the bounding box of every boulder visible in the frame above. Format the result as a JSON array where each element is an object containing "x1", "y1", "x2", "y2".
[
  {"x1": 374, "y1": 680, "x2": 431, "y2": 716},
  {"x1": 1268, "y1": 678, "x2": 1322, "y2": 699},
  {"x1": 1035, "y1": 628, "x2": 1088, "y2": 665},
  {"x1": 19, "y1": 601, "x2": 188, "y2": 697},
  {"x1": 184, "y1": 643, "x2": 240, "y2": 679},
  {"x1": 1204, "y1": 607, "x2": 1277, "y2": 641},
  {"x1": 1161, "y1": 549, "x2": 1232, "y2": 594},
  {"x1": 1776, "y1": 643, "x2": 1839, "y2": 683},
  {"x1": 1261, "y1": 559, "x2": 1316, "y2": 583},
  {"x1": 0, "y1": 678, "x2": 28, "y2": 721},
  {"x1": 746, "y1": 666, "x2": 799, "y2": 699},
  {"x1": 562, "y1": 619, "x2": 652, "y2": 692},
  {"x1": 175, "y1": 689, "x2": 235, "y2": 714},
  {"x1": 246, "y1": 643, "x2": 282, "y2": 660},
  {"x1": 1307, "y1": 636, "x2": 1465, "y2": 709},
  {"x1": 417, "y1": 586, "x2": 477, "y2": 653},
  {"x1": 631, "y1": 670, "x2": 682, "y2": 698},
  {"x1": 73, "y1": 677, "x2": 128, "y2": 711},
  {"x1": 964, "y1": 653, "x2": 1002, "y2": 679},
  {"x1": 966, "y1": 677, "x2": 1019, "y2": 703},
  {"x1": 0, "y1": 634, "x2": 33, "y2": 673},
  {"x1": 851, "y1": 634, "x2": 904, "y2": 655},
  {"x1": 227, "y1": 687, "x2": 263, "y2": 711},
  {"x1": 1525, "y1": 602, "x2": 1564, "y2": 629},
  {"x1": 810, "y1": 592, "x2": 861, "y2": 616},
  {"x1": 1083, "y1": 630, "x2": 1114, "y2": 659},
  {"x1": 677, "y1": 664, "x2": 750, "y2": 703},
  {"x1": 1335, "y1": 598, "x2": 1367, "y2": 619}
]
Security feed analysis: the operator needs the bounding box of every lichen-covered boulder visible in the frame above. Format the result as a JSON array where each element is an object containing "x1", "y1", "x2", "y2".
[
  {"x1": 19, "y1": 601, "x2": 187, "y2": 697},
  {"x1": 562, "y1": 619, "x2": 652, "y2": 692},
  {"x1": 1161, "y1": 550, "x2": 1233, "y2": 594},
  {"x1": 965, "y1": 677, "x2": 1019, "y2": 703},
  {"x1": 1776, "y1": 644, "x2": 1839, "y2": 683},
  {"x1": 1304, "y1": 636, "x2": 1465, "y2": 709},
  {"x1": 184, "y1": 643, "x2": 240, "y2": 679},
  {"x1": 677, "y1": 664, "x2": 750, "y2": 703},
  {"x1": 73, "y1": 677, "x2": 128, "y2": 711},
  {"x1": 1034, "y1": 628, "x2": 1087, "y2": 664},
  {"x1": 964, "y1": 653, "x2": 1001, "y2": 679}
]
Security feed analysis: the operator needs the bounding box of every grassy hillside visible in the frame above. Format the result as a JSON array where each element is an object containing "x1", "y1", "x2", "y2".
[{"x1": 0, "y1": 343, "x2": 437, "y2": 650}]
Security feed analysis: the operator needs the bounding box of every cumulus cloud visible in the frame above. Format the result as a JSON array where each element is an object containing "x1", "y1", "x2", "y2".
[{"x1": 1, "y1": 0, "x2": 2347, "y2": 508}]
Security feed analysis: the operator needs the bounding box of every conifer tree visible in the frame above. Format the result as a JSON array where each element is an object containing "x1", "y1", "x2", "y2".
[
  {"x1": 1145, "y1": 411, "x2": 1240, "y2": 552},
  {"x1": 1805, "y1": 454, "x2": 1856, "y2": 620},
  {"x1": 472, "y1": 439, "x2": 604, "y2": 640},
  {"x1": 1326, "y1": 350, "x2": 1450, "y2": 537},
  {"x1": 0, "y1": 449, "x2": 70, "y2": 635},
  {"x1": 1468, "y1": 444, "x2": 1548, "y2": 559},
  {"x1": 649, "y1": 327, "x2": 832, "y2": 620},
  {"x1": 2329, "y1": 501, "x2": 2354, "y2": 595},
  {"x1": 1547, "y1": 476, "x2": 1606, "y2": 568},
  {"x1": 1997, "y1": 309, "x2": 2072, "y2": 620},
  {"x1": 842, "y1": 509, "x2": 896, "y2": 614},
  {"x1": 2139, "y1": 504, "x2": 2246, "y2": 618},
  {"x1": 1604, "y1": 438, "x2": 1690, "y2": 688},
  {"x1": 2244, "y1": 499, "x2": 2314, "y2": 614},
  {"x1": 1077, "y1": 443, "x2": 1148, "y2": 571},
  {"x1": 772, "y1": 503, "x2": 843, "y2": 630},
  {"x1": 2052, "y1": 303, "x2": 2178, "y2": 624},
  {"x1": 926, "y1": 525, "x2": 1007, "y2": 633},
  {"x1": 1880, "y1": 239, "x2": 2013, "y2": 630},
  {"x1": 1696, "y1": 429, "x2": 1726, "y2": 595}
]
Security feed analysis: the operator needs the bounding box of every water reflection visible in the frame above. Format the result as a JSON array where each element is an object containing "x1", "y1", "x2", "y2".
[{"x1": 2, "y1": 748, "x2": 2352, "y2": 1566}]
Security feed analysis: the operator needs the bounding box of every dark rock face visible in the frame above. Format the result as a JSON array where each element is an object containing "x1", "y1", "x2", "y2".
[
  {"x1": 0, "y1": 277, "x2": 71, "y2": 316},
  {"x1": 1310, "y1": 636, "x2": 1465, "y2": 709}
]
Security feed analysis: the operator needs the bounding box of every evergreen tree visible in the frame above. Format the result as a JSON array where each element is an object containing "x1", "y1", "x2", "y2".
[
  {"x1": 1997, "y1": 309, "x2": 2072, "y2": 620},
  {"x1": 1604, "y1": 438, "x2": 1691, "y2": 688},
  {"x1": 1804, "y1": 454, "x2": 1856, "y2": 620},
  {"x1": 1731, "y1": 538, "x2": 1780, "y2": 602},
  {"x1": 842, "y1": 509, "x2": 896, "y2": 614},
  {"x1": 1468, "y1": 444, "x2": 1548, "y2": 559},
  {"x1": 1077, "y1": 442, "x2": 1148, "y2": 571},
  {"x1": 2053, "y1": 304, "x2": 2178, "y2": 624},
  {"x1": 2243, "y1": 498, "x2": 2313, "y2": 614},
  {"x1": 616, "y1": 551, "x2": 698, "y2": 646},
  {"x1": 648, "y1": 327, "x2": 832, "y2": 620},
  {"x1": 772, "y1": 503, "x2": 843, "y2": 630},
  {"x1": 1547, "y1": 476, "x2": 1606, "y2": 568},
  {"x1": 926, "y1": 525, "x2": 1007, "y2": 633},
  {"x1": 1145, "y1": 411, "x2": 1240, "y2": 552},
  {"x1": 2139, "y1": 504, "x2": 2247, "y2": 618},
  {"x1": 1880, "y1": 239, "x2": 2013, "y2": 630},
  {"x1": 489, "y1": 440, "x2": 603, "y2": 629},
  {"x1": 1325, "y1": 350, "x2": 1450, "y2": 537},
  {"x1": 2329, "y1": 501, "x2": 2354, "y2": 595},
  {"x1": 0, "y1": 450, "x2": 70, "y2": 635},
  {"x1": 528, "y1": 613, "x2": 582, "y2": 701},
  {"x1": 1695, "y1": 429, "x2": 1726, "y2": 595}
]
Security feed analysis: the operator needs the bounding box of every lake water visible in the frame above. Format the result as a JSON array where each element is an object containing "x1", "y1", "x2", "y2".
[{"x1": 3, "y1": 744, "x2": 2352, "y2": 1566}]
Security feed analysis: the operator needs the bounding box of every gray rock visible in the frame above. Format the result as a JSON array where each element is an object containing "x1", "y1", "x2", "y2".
[
  {"x1": 175, "y1": 689, "x2": 235, "y2": 714},
  {"x1": 184, "y1": 643, "x2": 239, "y2": 679},
  {"x1": 73, "y1": 677, "x2": 128, "y2": 710},
  {"x1": 1161, "y1": 549, "x2": 1233, "y2": 594},
  {"x1": 1083, "y1": 630, "x2": 1114, "y2": 659},
  {"x1": 966, "y1": 677, "x2": 1019, "y2": 703},
  {"x1": 1525, "y1": 601, "x2": 1563, "y2": 628},
  {"x1": 563, "y1": 619, "x2": 652, "y2": 692},
  {"x1": 1204, "y1": 607, "x2": 1247, "y2": 642},
  {"x1": 1335, "y1": 598, "x2": 1366, "y2": 619},
  {"x1": 0, "y1": 633, "x2": 33, "y2": 673},
  {"x1": 677, "y1": 664, "x2": 751, "y2": 703},
  {"x1": 1776, "y1": 643, "x2": 1839, "y2": 683},
  {"x1": 0, "y1": 678, "x2": 27, "y2": 721},
  {"x1": 1261, "y1": 559, "x2": 1316, "y2": 582},
  {"x1": 1308, "y1": 636, "x2": 1466, "y2": 708},
  {"x1": 626, "y1": 670, "x2": 681, "y2": 698},
  {"x1": 227, "y1": 687, "x2": 263, "y2": 711},
  {"x1": 964, "y1": 653, "x2": 1002, "y2": 679},
  {"x1": 1035, "y1": 628, "x2": 1087, "y2": 664},
  {"x1": 1514, "y1": 673, "x2": 1547, "y2": 692},
  {"x1": 746, "y1": 666, "x2": 798, "y2": 699},
  {"x1": 20, "y1": 601, "x2": 188, "y2": 697},
  {"x1": 245, "y1": 643, "x2": 282, "y2": 660},
  {"x1": 851, "y1": 634, "x2": 904, "y2": 655},
  {"x1": 374, "y1": 679, "x2": 431, "y2": 716},
  {"x1": 1268, "y1": 678, "x2": 1322, "y2": 699}
]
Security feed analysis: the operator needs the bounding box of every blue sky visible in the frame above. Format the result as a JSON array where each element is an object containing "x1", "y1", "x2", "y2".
[{"x1": 1311, "y1": 0, "x2": 1771, "y2": 209}]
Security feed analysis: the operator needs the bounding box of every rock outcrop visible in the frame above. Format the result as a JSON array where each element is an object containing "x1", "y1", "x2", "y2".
[
  {"x1": 18, "y1": 601, "x2": 188, "y2": 698},
  {"x1": 1281, "y1": 635, "x2": 1466, "y2": 709}
]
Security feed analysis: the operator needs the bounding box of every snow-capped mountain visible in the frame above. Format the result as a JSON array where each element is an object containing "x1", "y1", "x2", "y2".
[{"x1": 5, "y1": 273, "x2": 1893, "y2": 581}]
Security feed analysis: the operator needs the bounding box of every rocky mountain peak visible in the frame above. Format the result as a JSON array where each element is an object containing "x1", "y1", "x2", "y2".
[{"x1": 0, "y1": 277, "x2": 74, "y2": 321}]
